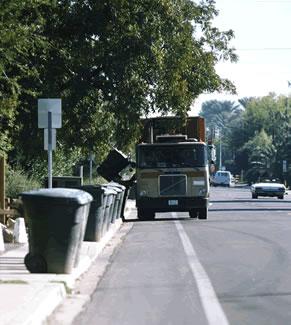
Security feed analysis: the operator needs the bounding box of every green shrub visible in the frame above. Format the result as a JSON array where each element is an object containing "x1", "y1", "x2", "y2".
[
  {"x1": 27, "y1": 146, "x2": 82, "y2": 182},
  {"x1": 6, "y1": 168, "x2": 41, "y2": 198}
]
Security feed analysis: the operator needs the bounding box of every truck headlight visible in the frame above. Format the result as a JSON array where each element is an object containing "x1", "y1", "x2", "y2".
[
  {"x1": 139, "y1": 190, "x2": 147, "y2": 196},
  {"x1": 198, "y1": 188, "x2": 207, "y2": 196}
]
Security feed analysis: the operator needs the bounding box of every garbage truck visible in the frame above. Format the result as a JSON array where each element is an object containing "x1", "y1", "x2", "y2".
[
  {"x1": 97, "y1": 116, "x2": 210, "y2": 221},
  {"x1": 135, "y1": 116, "x2": 209, "y2": 220}
]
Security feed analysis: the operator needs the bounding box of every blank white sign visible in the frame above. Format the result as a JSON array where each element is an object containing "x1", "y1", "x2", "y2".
[{"x1": 38, "y1": 98, "x2": 62, "y2": 128}]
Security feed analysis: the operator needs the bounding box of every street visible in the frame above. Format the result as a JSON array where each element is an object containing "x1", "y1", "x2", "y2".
[{"x1": 67, "y1": 187, "x2": 291, "y2": 325}]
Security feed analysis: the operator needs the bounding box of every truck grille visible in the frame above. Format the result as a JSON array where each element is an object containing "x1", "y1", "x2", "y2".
[{"x1": 159, "y1": 174, "x2": 186, "y2": 196}]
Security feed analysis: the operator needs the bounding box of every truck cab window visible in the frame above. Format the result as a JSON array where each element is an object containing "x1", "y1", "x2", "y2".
[{"x1": 138, "y1": 144, "x2": 206, "y2": 168}]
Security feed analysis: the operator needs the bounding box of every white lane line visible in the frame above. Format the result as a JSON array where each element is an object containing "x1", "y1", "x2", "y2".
[{"x1": 173, "y1": 214, "x2": 229, "y2": 325}]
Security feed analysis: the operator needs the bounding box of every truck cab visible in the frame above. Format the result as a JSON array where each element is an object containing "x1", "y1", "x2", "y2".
[
  {"x1": 97, "y1": 116, "x2": 211, "y2": 221},
  {"x1": 136, "y1": 134, "x2": 209, "y2": 220}
]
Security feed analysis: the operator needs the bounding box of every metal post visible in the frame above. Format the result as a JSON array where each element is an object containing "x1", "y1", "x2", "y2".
[
  {"x1": 0, "y1": 156, "x2": 5, "y2": 210},
  {"x1": 89, "y1": 153, "x2": 93, "y2": 184},
  {"x1": 79, "y1": 165, "x2": 84, "y2": 185},
  {"x1": 219, "y1": 135, "x2": 222, "y2": 170},
  {"x1": 285, "y1": 96, "x2": 289, "y2": 186},
  {"x1": 150, "y1": 120, "x2": 154, "y2": 143},
  {"x1": 48, "y1": 111, "x2": 53, "y2": 188}
]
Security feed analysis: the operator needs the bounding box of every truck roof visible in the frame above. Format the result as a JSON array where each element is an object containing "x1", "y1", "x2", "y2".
[
  {"x1": 137, "y1": 142, "x2": 206, "y2": 146},
  {"x1": 140, "y1": 116, "x2": 206, "y2": 143}
]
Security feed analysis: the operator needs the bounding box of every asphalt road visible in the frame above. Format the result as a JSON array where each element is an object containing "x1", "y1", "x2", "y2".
[{"x1": 72, "y1": 187, "x2": 291, "y2": 325}]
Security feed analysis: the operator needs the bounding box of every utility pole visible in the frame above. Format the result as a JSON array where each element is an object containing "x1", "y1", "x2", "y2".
[
  {"x1": 0, "y1": 157, "x2": 5, "y2": 210},
  {"x1": 89, "y1": 153, "x2": 95, "y2": 184},
  {"x1": 284, "y1": 94, "x2": 289, "y2": 186},
  {"x1": 219, "y1": 131, "x2": 222, "y2": 170}
]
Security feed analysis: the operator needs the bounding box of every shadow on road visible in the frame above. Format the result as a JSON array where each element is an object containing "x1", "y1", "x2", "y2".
[
  {"x1": 124, "y1": 216, "x2": 190, "y2": 222},
  {"x1": 210, "y1": 199, "x2": 291, "y2": 211},
  {"x1": 211, "y1": 199, "x2": 291, "y2": 204},
  {"x1": 210, "y1": 208, "x2": 291, "y2": 212}
]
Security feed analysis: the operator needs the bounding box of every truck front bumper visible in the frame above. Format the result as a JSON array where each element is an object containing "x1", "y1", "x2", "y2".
[{"x1": 136, "y1": 197, "x2": 209, "y2": 212}]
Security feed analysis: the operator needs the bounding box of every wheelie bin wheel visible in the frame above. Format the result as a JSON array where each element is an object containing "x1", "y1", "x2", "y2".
[{"x1": 24, "y1": 253, "x2": 47, "y2": 273}]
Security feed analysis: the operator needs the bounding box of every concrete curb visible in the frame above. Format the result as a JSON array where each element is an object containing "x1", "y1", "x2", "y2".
[{"x1": 0, "y1": 199, "x2": 136, "y2": 325}]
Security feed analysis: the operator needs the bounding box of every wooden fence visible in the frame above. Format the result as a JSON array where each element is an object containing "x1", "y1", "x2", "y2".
[{"x1": 0, "y1": 198, "x2": 21, "y2": 225}]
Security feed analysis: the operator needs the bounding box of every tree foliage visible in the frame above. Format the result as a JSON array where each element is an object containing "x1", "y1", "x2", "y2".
[
  {"x1": 1, "y1": 0, "x2": 237, "y2": 177},
  {"x1": 202, "y1": 94, "x2": 291, "y2": 184},
  {"x1": 242, "y1": 129, "x2": 276, "y2": 183},
  {"x1": 200, "y1": 99, "x2": 243, "y2": 171}
]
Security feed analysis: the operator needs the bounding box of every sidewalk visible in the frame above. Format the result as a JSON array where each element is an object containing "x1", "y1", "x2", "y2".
[{"x1": 0, "y1": 200, "x2": 136, "y2": 325}]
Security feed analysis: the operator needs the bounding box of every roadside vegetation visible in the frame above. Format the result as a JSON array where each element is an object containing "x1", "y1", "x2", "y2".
[
  {"x1": 201, "y1": 95, "x2": 291, "y2": 185},
  {"x1": 1, "y1": 0, "x2": 237, "y2": 195}
]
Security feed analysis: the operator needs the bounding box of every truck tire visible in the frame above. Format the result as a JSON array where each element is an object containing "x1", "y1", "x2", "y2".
[
  {"x1": 189, "y1": 209, "x2": 198, "y2": 218},
  {"x1": 198, "y1": 207, "x2": 208, "y2": 220},
  {"x1": 278, "y1": 195, "x2": 284, "y2": 200},
  {"x1": 252, "y1": 193, "x2": 258, "y2": 199},
  {"x1": 137, "y1": 209, "x2": 155, "y2": 221}
]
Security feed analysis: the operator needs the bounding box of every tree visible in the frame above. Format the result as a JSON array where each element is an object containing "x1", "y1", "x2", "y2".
[
  {"x1": 4, "y1": 0, "x2": 238, "y2": 172},
  {"x1": 222, "y1": 94, "x2": 289, "y2": 180},
  {"x1": 0, "y1": 0, "x2": 54, "y2": 162},
  {"x1": 242, "y1": 129, "x2": 276, "y2": 183},
  {"x1": 200, "y1": 100, "x2": 243, "y2": 171},
  {"x1": 51, "y1": 0, "x2": 237, "y2": 150}
]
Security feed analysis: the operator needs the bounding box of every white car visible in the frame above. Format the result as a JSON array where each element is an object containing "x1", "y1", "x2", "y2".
[
  {"x1": 212, "y1": 171, "x2": 234, "y2": 187},
  {"x1": 250, "y1": 179, "x2": 286, "y2": 199}
]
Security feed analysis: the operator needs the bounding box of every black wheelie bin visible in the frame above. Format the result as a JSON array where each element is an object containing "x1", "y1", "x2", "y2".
[
  {"x1": 78, "y1": 185, "x2": 106, "y2": 242},
  {"x1": 104, "y1": 182, "x2": 126, "y2": 221},
  {"x1": 101, "y1": 187, "x2": 117, "y2": 235},
  {"x1": 21, "y1": 188, "x2": 92, "y2": 274}
]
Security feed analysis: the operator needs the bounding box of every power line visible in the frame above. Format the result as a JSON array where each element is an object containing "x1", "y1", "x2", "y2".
[
  {"x1": 256, "y1": 1, "x2": 291, "y2": 2},
  {"x1": 236, "y1": 48, "x2": 291, "y2": 51}
]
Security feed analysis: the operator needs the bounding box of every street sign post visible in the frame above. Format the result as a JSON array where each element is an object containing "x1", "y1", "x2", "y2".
[
  {"x1": 44, "y1": 129, "x2": 56, "y2": 150},
  {"x1": 89, "y1": 153, "x2": 95, "y2": 184},
  {"x1": 38, "y1": 99, "x2": 62, "y2": 188},
  {"x1": 283, "y1": 160, "x2": 287, "y2": 173},
  {"x1": 283, "y1": 160, "x2": 288, "y2": 186}
]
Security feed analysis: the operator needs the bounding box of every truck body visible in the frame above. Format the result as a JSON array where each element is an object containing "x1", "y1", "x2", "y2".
[{"x1": 136, "y1": 116, "x2": 209, "y2": 220}]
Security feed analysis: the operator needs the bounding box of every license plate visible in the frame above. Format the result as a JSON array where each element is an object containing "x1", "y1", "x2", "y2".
[{"x1": 168, "y1": 200, "x2": 178, "y2": 206}]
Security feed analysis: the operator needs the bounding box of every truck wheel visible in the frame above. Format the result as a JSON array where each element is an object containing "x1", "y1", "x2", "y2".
[
  {"x1": 137, "y1": 209, "x2": 155, "y2": 221},
  {"x1": 252, "y1": 193, "x2": 258, "y2": 199},
  {"x1": 189, "y1": 209, "x2": 198, "y2": 218},
  {"x1": 278, "y1": 195, "x2": 284, "y2": 200},
  {"x1": 198, "y1": 208, "x2": 208, "y2": 220}
]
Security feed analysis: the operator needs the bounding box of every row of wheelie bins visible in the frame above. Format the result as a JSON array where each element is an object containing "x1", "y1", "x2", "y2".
[{"x1": 20, "y1": 182, "x2": 128, "y2": 274}]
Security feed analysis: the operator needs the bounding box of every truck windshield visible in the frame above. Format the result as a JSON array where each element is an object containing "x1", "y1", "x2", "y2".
[{"x1": 138, "y1": 144, "x2": 207, "y2": 168}]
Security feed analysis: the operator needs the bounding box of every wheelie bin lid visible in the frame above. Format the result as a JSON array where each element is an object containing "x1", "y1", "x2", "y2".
[
  {"x1": 102, "y1": 183, "x2": 122, "y2": 193},
  {"x1": 78, "y1": 185, "x2": 105, "y2": 196},
  {"x1": 108, "y1": 182, "x2": 126, "y2": 190},
  {"x1": 103, "y1": 187, "x2": 117, "y2": 195},
  {"x1": 20, "y1": 188, "x2": 93, "y2": 205}
]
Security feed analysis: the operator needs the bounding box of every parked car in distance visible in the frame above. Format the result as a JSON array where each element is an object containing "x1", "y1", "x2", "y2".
[
  {"x1": 211, "y1": 171, "x2": 234, "y2": 187},
  {"x1": 250, "y1": 179, "x2": 286, "y2": 199}
]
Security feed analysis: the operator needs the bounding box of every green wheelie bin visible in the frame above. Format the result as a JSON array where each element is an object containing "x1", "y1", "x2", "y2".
[
  {"x1": 101, "y1": 187, "x2": 117, "y2": 234},
  {"x1": 78, "y1": 185, "x2": 106, "y2": 242},
  {"x1": 104, "y1": 182, "x2": 126, "y2": 221},
  {"x1": 21, "y1": 188, "x2": 92, "y2": 274}
]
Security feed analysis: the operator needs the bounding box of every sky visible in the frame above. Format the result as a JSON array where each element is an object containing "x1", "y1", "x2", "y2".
[{"x1": 191, "y1": 0, "x2": 291, "y2": 114}]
